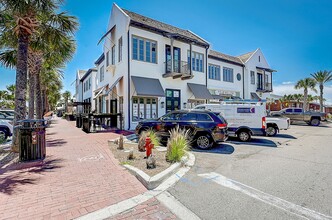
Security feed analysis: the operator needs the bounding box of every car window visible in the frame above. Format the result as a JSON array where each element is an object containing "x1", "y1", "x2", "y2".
[
  {"x1": 285, "y1": 109, "x2": 293, "y2": 113},
  {"x1": 217, "y1": 114, "x2": 227, "y2": 124},
  {"x1": 180, "y1": 113, "x2": 197, "y2": 121},
  {"x1": 0, "y1": 113, "x2": 6, "y2": 119},
  {"x1": 195, "y1": 106, "x2": 206, "y2": 110},
  {"x1": 162, "y1": 113, "x2": 181, "y2": 121},
  {"x1": 197, "y1": 113, "x2": 213, "y2": 122},
  {"x1": 294, "y1": 108, "x2": 302, "y2": 113}
]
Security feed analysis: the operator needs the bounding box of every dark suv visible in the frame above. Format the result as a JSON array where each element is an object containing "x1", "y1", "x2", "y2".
[{"x1": 135, "y1": 110, "x2": 228, "y2": 149}]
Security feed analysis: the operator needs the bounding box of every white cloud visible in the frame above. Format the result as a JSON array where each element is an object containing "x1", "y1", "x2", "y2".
[
  {"x1": 281, "y1": 81, "x2": 294, "y2": 85},
  {"x1": 273, "y1": 83, "x2": 332, "y2": 105}
]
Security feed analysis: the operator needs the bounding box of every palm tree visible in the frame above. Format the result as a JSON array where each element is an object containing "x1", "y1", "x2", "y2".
[
  {"x1": 295, "y1": 78, "x2": 317, "y2": 111},
  {"x1": 1, "y1": 0, "x2": 74, "y2": 151},
  {"x1": 62, "y1": 91, "x2": 71, "y2": 113},
  {"x1": 311, "y1": 70, "x2": 332, "y2": 112}
]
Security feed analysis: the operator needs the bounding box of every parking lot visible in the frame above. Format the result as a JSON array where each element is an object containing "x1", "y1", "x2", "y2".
[{"x1": 168, "y1": 122, "x2": 332, "y2": 219}]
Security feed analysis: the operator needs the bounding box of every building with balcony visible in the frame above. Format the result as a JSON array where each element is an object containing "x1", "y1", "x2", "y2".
[{"x1": 76, "y1": 3, "x2": 277, "y2": 130}]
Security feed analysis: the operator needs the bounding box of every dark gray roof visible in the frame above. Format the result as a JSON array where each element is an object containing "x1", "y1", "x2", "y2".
[
  {"x1": 237, "y1": 51, "x2": 255, "y2": 63},
  {"x1": 94, "y1": 53, "x2": 105, "y2": 65},
  {"x1": 122, "y1": 9, "x2": 209, "y2": 47},
  {"x1": 187, "y1": 83, "x2": 213, "y2": 100},
  {"x1": 208, "y1": 50, "x2": 244, "y2": 66},
  {"x1": 81, "y1": 68, "x2": 97, "y2": 82},
  {"x1": 131, "y1": 76, "x2": 165, "y2": 97}
]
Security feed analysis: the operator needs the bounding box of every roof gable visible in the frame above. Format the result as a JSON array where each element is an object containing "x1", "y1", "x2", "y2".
[
  {"x1": 237, "y1": 50, "x2": 256, "y2": 63},
  {"x1": 208, "y1": 50, "x2": 244, "y2": 66},
  {"x1": 122, "y1": 9, "x2": 209, "y2": 47}
]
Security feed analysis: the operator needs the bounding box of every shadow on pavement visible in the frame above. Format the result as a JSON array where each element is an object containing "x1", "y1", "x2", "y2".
[
  {"x1": 192, "y1": 144, "x2": 235, "y2": 154},
  {"x1": 0, "y1": 157, "x2": 63, "y2": 195},
  {"x1": 273, "y1": 134, "x2": 297, "y2": 139},
  {"x1": 46, "y1": 139, "x2": 67, "y2": 147},
  {"x1": 227, "y1": 137, "x2": 278, "y2": 148}
]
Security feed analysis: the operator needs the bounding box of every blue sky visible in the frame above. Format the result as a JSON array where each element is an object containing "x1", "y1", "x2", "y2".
[{"x1": 1, "y1": 0, "x2": 332, "y2": 101}]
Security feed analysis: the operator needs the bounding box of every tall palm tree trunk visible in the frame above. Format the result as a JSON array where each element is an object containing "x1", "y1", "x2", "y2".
[
  {"x1": 303, "y1": 88, "x2": 308, "y2": 111},
  {"x1": 44, "y1": 90, "x2": 49, "y2": 112},
  {"x1": 35, "y1": 72, "x2": 43, "y2": 119},
  {"x1": 12, "y1": 34, "x2": 29, "y2": 152},
  {"x1": 28, "y1": 71, "x2": 35, "y2": 119},
  {"x1": 319, "y1": 84, "x2": 324, "y2": 112}
]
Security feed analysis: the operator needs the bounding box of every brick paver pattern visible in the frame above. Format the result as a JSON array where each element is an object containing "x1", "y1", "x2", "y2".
[
  {"x1": 109, "y1": 198, "x2": 178, "y2": 220},
  {"x1": 0, "y1": 117, "x2": 147, "y2": 220}
]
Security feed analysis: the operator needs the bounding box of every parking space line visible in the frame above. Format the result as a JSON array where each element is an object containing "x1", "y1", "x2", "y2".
[{"x1": 198, "y1": 172, "x2": 332, "y2": 220}]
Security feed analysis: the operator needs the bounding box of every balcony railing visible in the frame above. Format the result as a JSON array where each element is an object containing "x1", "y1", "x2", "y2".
[
  {"x1": 163, "y1": 59, "x2": 193, "y2": 80},
  {"x1": 257, "y1": 82, "x2": 272, "y2": 92}
]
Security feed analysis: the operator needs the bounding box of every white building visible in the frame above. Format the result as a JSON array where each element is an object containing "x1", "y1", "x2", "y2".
[{"x1": 77, "y1": 3, "x2": 277, "y2": 130}]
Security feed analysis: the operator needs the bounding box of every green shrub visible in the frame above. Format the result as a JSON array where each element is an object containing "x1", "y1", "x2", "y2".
[
  {"x1": 0, "y1": 133, "x2": 6, "y2": 144},
  {"x1": 147, "y1": 129, "x2": 160, "y2": 147},
  {"x1": 166, "y1": 126, "x2": 191, "y2": 162},
  {"x1": 139, "y1": 129, "x2": 161, "y2": 149}
]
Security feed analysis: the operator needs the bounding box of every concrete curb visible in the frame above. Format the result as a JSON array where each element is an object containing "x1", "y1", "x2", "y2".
[
  {"x1": 76, "y1": 152, "x2": 195, "y2": 220},
  {"x1": 123, "y1": 154, "x2": 187, "y2": 190}
]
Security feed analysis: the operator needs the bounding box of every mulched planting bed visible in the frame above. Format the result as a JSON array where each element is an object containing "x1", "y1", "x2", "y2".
[{"x1": 110, "y1": 142, "x2": 173, "y2": 176}]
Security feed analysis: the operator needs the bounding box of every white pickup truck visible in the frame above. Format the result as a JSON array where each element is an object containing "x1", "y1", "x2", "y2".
[{"x1": 266, "y1": 116, "x2": 290, "y2": 136}]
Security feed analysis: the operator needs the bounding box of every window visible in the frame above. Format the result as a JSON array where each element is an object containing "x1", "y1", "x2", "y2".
[
  {"x1": 259, "y1": 56, "x2": 261, "y2": 62},
  {"x1": 187, "y1": 51, "x2": 204, "y2": 72},
  {"x1": 285, "y1": 109, "x2": 293, "y2": 113},
  {"x1": 197, "y1": 113, "x2": 213, "y2": 122},
  {"x1": 208, "y1": 64, "x2": 221, "y2": 80},
  {"x1": 106, "y1": 51, "x2": 109, "y2": 66},
  {"x1": 237, "y1": 73, "x2": 241, "y2": 81},
  {"x1": 223, "y1": 67, "x2": 234, "y2": 82},
  {"x1": 111, "y1": 45, "x2": 115, "y2": 65},
  {"x1": 250, "y1": 71, "x2": 255, "y2": 84},
  {"x1": 294, "y1": 108, "x2": 303, "y2": 113},
  {"x1": 132, "y1": 97, "x2": 158, "y2": 121},
  {"x1": 132, "y1": 36, "x2": 157, "y2": 63},
  {"x1": 265, "y1": 74, "x2": 269, "y2": 83},
  {"x1": 118, "y1": 37, "x2": 122, "y2": 62},
  {"x1": 100, "y1": 66, "x2": 104, "y2": 82},
  {"x1": 89, "y1": 77, "x2": 91, "y2": 90},
  {"x1": 180, "y1": 113, "x2": 196, "y2": 121}
]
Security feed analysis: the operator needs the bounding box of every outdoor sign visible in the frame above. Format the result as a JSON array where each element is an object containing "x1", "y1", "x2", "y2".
[
  {"x1": 31, "y1": 132, "x2": 37, "y2": 144},
  {"x1": 237, "y1": 107, "x2": 255, "y2": 113}
]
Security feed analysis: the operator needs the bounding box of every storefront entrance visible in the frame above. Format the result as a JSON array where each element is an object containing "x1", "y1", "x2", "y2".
[{"x1": 166, "y1": 89, "x2": 181, "y2": 113}]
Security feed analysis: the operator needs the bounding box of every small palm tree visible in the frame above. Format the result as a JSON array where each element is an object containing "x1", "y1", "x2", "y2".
[
  {"x1": 295, "y1": 78, "x2": 317, "y2": 111},
  {"x1": 311, "y1": 70, "x2": 332, "y2": 112},
  {"x1": 62, "y1": 91, "x2": 71, "y2": 113}
]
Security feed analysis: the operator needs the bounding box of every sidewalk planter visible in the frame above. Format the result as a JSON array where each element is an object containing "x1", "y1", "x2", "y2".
[
  {"x1": 76, "y1": 114, "x2": 83, "y2": 128},
  {"x1": 66, "y1": 114, "x2": 75, "y2": 121},
  {"x1": 18, "y1": 119, "x2": 46, "y2": 161}
]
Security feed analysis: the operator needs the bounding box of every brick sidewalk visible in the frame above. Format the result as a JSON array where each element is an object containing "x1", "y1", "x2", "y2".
[
  {"x1": 0, "y1": 117, "x2": 147, "y2": 220},
  {"x1": 109, "y1": 198, "x2": 178, "y2": 220}
]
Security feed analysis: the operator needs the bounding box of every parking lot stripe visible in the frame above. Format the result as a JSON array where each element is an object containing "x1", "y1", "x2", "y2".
[{"x1": 198, "y1": 172, "x2": 332, "y2": 220}]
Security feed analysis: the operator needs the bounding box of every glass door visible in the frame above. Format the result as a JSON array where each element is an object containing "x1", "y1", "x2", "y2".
[
  {"x1": 166, "y1": 89, "x2": 181, "y2": 113},
  {"x1": 165, "y1": 45, "x2": 181, "y2": 73}
]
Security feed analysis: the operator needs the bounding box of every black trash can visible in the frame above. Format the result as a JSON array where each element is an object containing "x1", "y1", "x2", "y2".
[
  {"x1": 18, "y1": 119, "x2": 46, "y2": 161},
  {"x1": 76, "y1": 114, "x2": 83, "y2": 128}
]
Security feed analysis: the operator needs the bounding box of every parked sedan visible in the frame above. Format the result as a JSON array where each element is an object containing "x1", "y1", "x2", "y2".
[{"x1": 135, "y1": 110, "x2": 228, "y2": 149}]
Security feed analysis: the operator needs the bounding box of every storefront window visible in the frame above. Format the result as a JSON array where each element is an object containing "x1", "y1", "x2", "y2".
[{"x1": 132, "y1": 97, "x2": 158, "y2": 121}]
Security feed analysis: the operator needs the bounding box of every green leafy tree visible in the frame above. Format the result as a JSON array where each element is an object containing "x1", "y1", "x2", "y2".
[
  {"x1": 311, "y1": 70, "x2": 332, "y2": 111},
  {"x1": 62, "y1": 91, "x2": 71, "y2": 113},
  {"x1": 295, "y1": 78, "x2": 317, "y2": 111}
]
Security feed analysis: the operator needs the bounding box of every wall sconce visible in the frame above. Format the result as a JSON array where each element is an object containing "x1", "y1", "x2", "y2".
[
  {"x1": 161, "y1": 101, "x2": 165, "y2": 108},
  {"x1": 183, "y1": 102, "x2": 187, "y2": 108}
]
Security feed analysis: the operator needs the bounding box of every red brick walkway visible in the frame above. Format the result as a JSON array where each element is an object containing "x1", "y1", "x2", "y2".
[
  {"x1": 0, "y1": 117, "x2": 147, "y2": 220},
  {"x1": 109, "y1": 198, "x2": 178, "y2": 220}
]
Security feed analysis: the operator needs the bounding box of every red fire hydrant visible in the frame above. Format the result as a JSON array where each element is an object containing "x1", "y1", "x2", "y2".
[{"x1": 145, "y1": 137, "x2": 154, "y2": 157}]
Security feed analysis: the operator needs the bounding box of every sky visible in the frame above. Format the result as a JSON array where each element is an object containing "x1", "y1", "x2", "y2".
[{"x1": 1, "y1": 0, "x2": 332, "y2": 103}]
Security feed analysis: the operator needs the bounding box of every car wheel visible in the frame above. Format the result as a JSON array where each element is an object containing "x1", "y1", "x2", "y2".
[
  {"x1": 0, "y1": 128, "x2": 8, "y2": 140},
  {"x1": 238, "y1": 130, "x2": 251, "y2": 142},
  {"x1": 310, "y1": 118, "x2": 320, "y2": 126},
  {"x1": 266, "y1": 126, "x2": 277, "y2": 137},
  {"x1": 196, "y1": 134, "x2": 213, "y2": 149}
]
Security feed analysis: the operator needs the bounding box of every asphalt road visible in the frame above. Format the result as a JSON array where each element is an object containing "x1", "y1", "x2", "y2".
[{"x1": 168, "y1": 122, "x2": 332, "y2": 220}]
